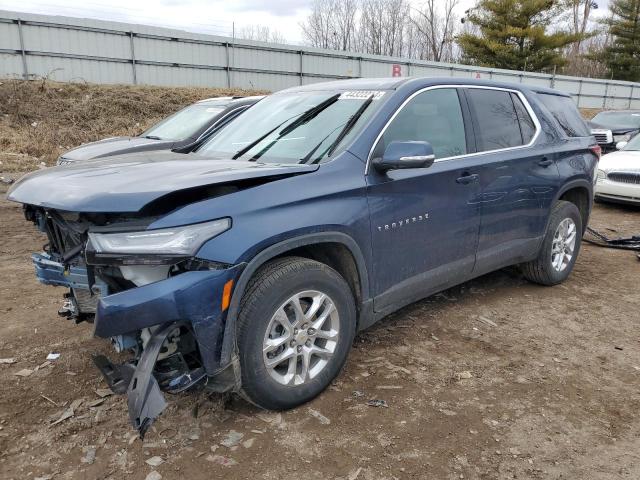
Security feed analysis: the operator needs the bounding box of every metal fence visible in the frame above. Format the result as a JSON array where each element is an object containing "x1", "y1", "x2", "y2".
[{"x1": 1, "y1": 9, "x2": 639, "y2": 109}]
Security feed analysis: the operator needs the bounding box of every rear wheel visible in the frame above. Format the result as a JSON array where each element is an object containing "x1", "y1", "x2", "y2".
[
  {"x1": 237, "y1": 257, "x2": 356, "y2": 410},
  {"x1": 521, "y1": 200, "x2": 582, "y2": 286}
]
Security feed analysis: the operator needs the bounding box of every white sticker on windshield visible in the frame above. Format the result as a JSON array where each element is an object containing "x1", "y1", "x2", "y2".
[{"x1": 340, "y1": 91, "x2": 386, "y2": 100}]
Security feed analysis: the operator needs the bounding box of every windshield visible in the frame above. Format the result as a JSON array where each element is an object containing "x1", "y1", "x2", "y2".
[
  {"x1": 142, "y1": 103, "x2": 227, "y2": 141},
  {"x1": 196, "y1": 90, "x2": 385, "y2": 164},
  {"x1": 592, "y1": 111, "x2": 640, "y2": 129},
  {"x1": 622, "y1": 133, "x2": 640, "y2": 151}
]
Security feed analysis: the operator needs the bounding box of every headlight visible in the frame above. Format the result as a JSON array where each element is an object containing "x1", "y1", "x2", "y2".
[
  {"x1": 613, "y1": 134, "x2": 631, "y2": 143},
  {"x1": 596, "y1": 169, "x2": 607, "y2": 183},
  {"x1": 88, "y1": 218, "x2": 231, "y2": 256}
]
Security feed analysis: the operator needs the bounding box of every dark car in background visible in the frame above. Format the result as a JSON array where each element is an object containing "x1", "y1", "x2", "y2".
[
  {"x1": 56, "y1": 96, "x2": 263, "y2": 165},
  {"x1": 8, "y1": 78, "x2": 598, "y2": 436},
  {"x1": 587, "y1": 110, "x2": 640, "y2": 153}
]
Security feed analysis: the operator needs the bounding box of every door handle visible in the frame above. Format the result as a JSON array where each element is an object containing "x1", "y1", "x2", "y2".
[
  {"x1": 538, "y1": 157, "x2": 553, "y2": 167},
  {"x1": 456, "y1": 173, "x2": 479, "y2": 185}
]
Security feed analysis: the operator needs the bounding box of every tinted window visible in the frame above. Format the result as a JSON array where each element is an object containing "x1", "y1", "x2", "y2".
[
  {"x1": 511, "y1": 93, "x2": 536, "y2": 143},
  {"x1": 536, "y1": 93, "x2": 590, "y2": 137},
  {"x1": 466, "y1": 89, "x2": 523, "y2": 151},
  {"x1": 375, "y1": 88, "x2": 467, "y2": 159}
]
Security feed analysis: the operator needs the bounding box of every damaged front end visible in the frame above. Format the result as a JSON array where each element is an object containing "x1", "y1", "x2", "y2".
[{"x1": 23, "y1": 205, "x2": 243, "y2": 437}]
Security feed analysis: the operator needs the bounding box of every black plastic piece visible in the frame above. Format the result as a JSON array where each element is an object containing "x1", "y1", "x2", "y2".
[{"x1": 92, "y1": 354, "x2": 135, "y2": 394}]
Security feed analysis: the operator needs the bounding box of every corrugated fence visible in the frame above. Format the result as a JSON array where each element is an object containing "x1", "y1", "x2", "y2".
[{"x1": 1, "y1": 9, "x2": 639, "y2": 109}]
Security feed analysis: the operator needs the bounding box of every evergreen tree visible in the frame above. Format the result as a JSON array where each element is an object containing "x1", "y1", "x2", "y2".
[
  {"x1": 457, "y1": 0, "x2": 583, "y2": 72},
  {"x1": 602, "y1": 0, "x2": 640, "y2": 81}
]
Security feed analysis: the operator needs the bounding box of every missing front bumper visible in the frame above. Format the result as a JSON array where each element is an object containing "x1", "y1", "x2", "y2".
[{"x1": 91, "y1": 265, "x2": 244, "y2": 436}]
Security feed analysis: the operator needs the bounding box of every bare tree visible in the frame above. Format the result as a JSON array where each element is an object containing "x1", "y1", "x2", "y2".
[
  {"x1": 238, "y1": 24, "x2": 287, "y2": 44},
  {"x1": 411, "y1": 0, "x2": 459, "y2": 62},
  {"x1": 358, "y1": 0, "x2": 410, "y2": 56},
  {"x1": 563, "y1": 0, "x2": 599, "y2": 54},
  {"x1": 301, "y1": 0, "x2": 358, "y2": 50}
]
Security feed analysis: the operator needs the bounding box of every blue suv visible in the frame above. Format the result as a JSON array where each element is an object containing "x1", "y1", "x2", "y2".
[{"x1": 7, "y1": 77, "x2": 600, "y2": 435}]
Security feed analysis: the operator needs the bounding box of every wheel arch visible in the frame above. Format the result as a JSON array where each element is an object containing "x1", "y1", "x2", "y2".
[
  {"x1": 219, "y1": 232, "x2": 370, "y2": 366},
  {"x1": 554, "y1": 180, "x2": 593, "y2": 234}
]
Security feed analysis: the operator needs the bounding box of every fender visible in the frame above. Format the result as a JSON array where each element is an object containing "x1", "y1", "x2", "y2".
[
  {"x1": 219, "y1": 231, "x2": 371, "y2": 367},
  {"x1": 533, "y1": 177, "x2": 594, "y2": 257}
]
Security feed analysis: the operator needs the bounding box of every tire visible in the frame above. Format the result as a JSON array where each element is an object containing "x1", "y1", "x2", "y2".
[
  {"x1": 521, "y1": 200, "x2": 582, "y2": 286},
  {"x1": 237, "y1": 256, "x2": 356, "y2": 410}
]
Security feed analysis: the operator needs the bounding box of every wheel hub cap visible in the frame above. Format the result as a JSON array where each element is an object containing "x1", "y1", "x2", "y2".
[
  {"x1": 551, "y1": 218, "x2": 577, "y2": 272},
  {"x1": 262, "y1": 290, "x2": 340, "y2": 386}
]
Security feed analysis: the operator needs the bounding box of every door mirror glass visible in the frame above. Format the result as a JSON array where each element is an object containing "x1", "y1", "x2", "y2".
[
  {"x1": 373, "y1": 141, "x2": 435, "y2": 172},
  {"x1": 616, "y1": 141, "x2": 627, "y2": 150}
]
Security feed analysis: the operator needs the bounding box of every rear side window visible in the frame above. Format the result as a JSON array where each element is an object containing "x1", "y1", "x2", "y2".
[
  {"x1": 465, "y1": 89, "x2": 524, "y2": 151},
  {"x1": 511, "y1": 93, "x2": 536, "y2": 144},
  {"x1": 374, "y1": 88, "x2": 467, "y2": 159},
  {"x1": 536, "y1": 93, "x2": 590, "y2": 137}
]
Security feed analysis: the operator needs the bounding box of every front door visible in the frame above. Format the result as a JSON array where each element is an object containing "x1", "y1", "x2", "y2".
[{"x1": 366, "y1": 87, "x2": 482, "y2": 313}]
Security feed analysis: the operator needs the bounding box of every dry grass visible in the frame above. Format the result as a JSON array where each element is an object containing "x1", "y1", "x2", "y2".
[
  {"x1": 580, "y1": 108, "x2": 602, "y2": 119},
  {"x1": 0, "y1": 79, "x2": 264, "y2": 171}
]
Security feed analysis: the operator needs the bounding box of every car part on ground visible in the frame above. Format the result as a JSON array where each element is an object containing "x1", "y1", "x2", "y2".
[
  {"x1": 6, "y1": 77, "x2": 597, "y2": 434},
  {"x1": 584, "y1": 227, "x2": 640, "y2": 251}
]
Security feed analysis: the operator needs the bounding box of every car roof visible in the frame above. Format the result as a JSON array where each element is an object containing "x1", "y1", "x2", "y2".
[{"x1": 279, "y1": 76, "x2": 569, "y2": 97}]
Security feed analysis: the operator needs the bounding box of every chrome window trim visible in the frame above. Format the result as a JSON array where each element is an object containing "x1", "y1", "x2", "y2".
[{"x1": 365, "y1": 84, "x2": 542, "y2": 174}]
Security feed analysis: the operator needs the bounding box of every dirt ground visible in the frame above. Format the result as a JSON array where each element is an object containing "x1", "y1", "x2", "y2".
[{"x1": 0, "y1": 178, "x2": 639, "y2": 480}]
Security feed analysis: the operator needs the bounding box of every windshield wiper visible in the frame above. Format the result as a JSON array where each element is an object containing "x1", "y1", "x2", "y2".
[
  {"x1": 232, "y1": 93, "x2": 341, "y2": 161},
  {"x1": 300, "y1": 94, "x2": 375, "y2": 164},
  {"x1": 143, "y1": 135, "x2": 162, "y2": 140},
  {"x1": 324, "y1": 94, "x2": 374, "y2": 158}
]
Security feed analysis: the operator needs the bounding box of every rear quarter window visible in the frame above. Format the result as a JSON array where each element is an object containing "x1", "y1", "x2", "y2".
[{"x1": 536, "y1": 93, "x2": 590, "y2": 137}]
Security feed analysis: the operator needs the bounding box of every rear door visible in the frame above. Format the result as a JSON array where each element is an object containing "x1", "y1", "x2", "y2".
[
  {"x1": 366, "y1": 87, "x2": 484, "y2": 313},
  {"x1": 462, "y1": 87, "x2": 560, "y2": 274}
]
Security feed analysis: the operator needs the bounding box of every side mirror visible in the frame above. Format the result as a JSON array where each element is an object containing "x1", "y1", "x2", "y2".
[
  {"x1": 373, "y1": 141, "x2": 435, "y2": 172},
  {"x1": 616, "y1": 141, "x2": 627, "y2": 150}
]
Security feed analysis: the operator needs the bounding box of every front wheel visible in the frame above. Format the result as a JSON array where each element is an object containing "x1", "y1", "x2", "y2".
[
  {"x1": 237, "y1": 257, "x2": 356, "y2": 410},
  {"x1": 521, "y1": 200, "x2": 582, "y2": 286}
]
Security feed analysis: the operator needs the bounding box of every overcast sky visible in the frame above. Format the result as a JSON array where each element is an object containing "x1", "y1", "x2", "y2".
[{"x1": 0, "y1": 0, "x2": 609, "y2": 44}]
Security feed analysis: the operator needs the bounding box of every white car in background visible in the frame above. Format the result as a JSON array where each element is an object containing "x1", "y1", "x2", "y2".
[{"x1": 595, "y1": 134, "x2": 640, "y2": 205}]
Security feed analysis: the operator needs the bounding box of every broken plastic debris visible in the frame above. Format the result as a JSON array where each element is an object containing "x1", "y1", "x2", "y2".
[
  {"x1": 220, "y1": 430, "x2": 244, "y2": 448},
  {"x1": 308, "y1": 408, "x2": 331, "y2": 425},
  {"x1": 145, "y1": 456, "x2": 164, "y2": 467},
  {"x1": 366, "y1": 399, "x2": 389, "y2": 408},
  {"x1": 95, "y1": 388, "x2": 114, "y2": 398},
  {"x1": 0, "y1": 358, "x2": 16, "y2": 364},
  {"x1": 46, "y1": 353, "x2": 61, "y2": 361},
  {"x1": 14, "y1": 368, "x2": 34, "y2": 377},
  {"x1": 206, "y1": 454, "x2": 238, "y2": 466}
]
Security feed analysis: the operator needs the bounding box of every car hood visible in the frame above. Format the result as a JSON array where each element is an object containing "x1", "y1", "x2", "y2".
[
  {"x1": 590, "y1": 122, "x2": 638, "y2": 135},
  {"x1": 598, "y1": 150, "x2": 640, "y2": 172},
  {"x1": 7, "y1": 151, "x2": 319, "y2": 213},
  {"x1": 60, "y1": 137, "x2": 172, "y2": 161}
]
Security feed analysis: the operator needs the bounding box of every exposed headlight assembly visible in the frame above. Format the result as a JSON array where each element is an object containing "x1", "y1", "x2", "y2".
[{"x1": 88, "y1": 218, "x2": 231, "y2": 260}]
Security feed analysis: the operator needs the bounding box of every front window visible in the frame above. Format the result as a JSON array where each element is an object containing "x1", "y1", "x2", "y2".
[
  {"x1": 592, "y1": 111, "x2": 640, "y2": 129},
  {"x1": 142, "y1": 102, "x2": 227, "y2": 141},
  {"x1": 197, "y1": 90, "x2": 385, "y2": 164}
]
